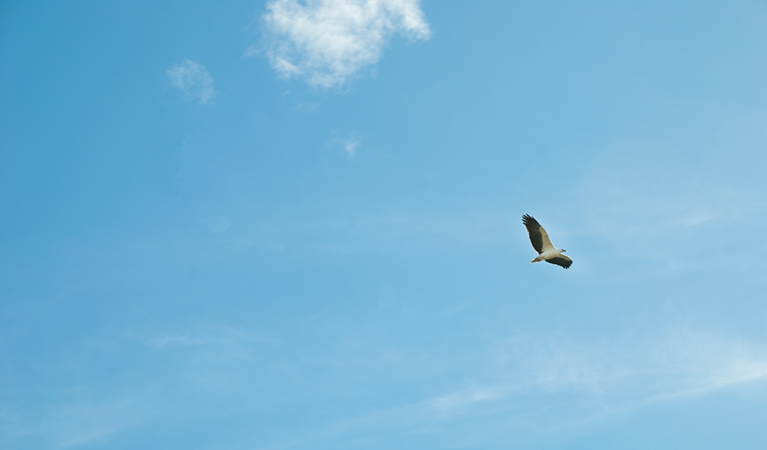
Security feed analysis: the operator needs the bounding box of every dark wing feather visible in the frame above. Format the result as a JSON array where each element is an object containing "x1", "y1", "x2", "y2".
[
  {"x1": 545, "y1": 255, "x2": 573, "y2": 269},
  {"x1": 522, "y1": 214, "x2": 544, "y2": 253}
]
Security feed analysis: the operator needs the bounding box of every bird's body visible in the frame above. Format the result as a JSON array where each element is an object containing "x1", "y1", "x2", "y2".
[
  {"x1": 531, "y1": 248, "x2": 566, "y2": 263},
  {"x1": 522, "y1": 214, "x2": 572, "y2": 269}
]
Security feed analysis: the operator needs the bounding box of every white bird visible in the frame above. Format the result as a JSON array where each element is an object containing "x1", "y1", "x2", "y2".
[{"x1": 522, "y1": 214, "x2": 572, "y2": 269}]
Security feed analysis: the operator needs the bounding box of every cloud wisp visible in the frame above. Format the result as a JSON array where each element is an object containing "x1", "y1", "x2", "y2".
[
  {"x1": 326, "y1": 134, "x2": 362, "y2": 158},
  {"x1": 255, "y1": 0, "x2": 431, "y2": 88},
  {"x1": 249, "y1": 329, "x2": 767, "y2": 450},
  {"x1": 577, "y1": 137, "x2": 767, "y2": 273},
  {"x1": 435, "y1": 330, "x2": 767, "y2": 418},
  {"x1": 51, "y1": 398, "x2": 152, "y2": 449},
  {"x1": 166, "y1": 59, "x2": 215, "y2": 104}
]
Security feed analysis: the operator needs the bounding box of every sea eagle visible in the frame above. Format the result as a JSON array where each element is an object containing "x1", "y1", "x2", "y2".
[{"x1": 522, "y1": 214, "x2": 572, "y2": 269}]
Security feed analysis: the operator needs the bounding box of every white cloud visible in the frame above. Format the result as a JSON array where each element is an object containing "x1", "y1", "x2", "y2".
[
  {"x1": 577, "y1": 138, "x2": 767, "y2": 271},
  {"x1": 327, "y1": 134, "x2": 362, "y2": 157},
  {"x1": 430, "y1": 386, "x2": 506, "y2": 412},
  {"x1": 166, "y1": 59, "x2": 215, "y2": 104},
  {"x1": 342, "y1": 138, "x2": 360, "y2": 157},
  {"x1": 459, "y1": 330, "x2": 767, "y2": 417},
  {"x1": 249, "y1": 330, "x2": 767, "y2": 449},
  {"x1": 256, "y1": 0, "x2": 431, "y2": 88},
  {"x1": 48, "y1": 398, "x2": 151, "y2": 449}
]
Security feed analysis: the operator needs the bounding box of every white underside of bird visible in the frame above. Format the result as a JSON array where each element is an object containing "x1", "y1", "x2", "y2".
[{"x1": 530, "y1": 248, "x2": 565, "y2": 263}]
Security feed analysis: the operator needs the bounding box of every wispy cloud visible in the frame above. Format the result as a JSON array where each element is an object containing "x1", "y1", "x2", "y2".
[
  {"x1": 252, "y1": 329, "x2": 767, "y2": 450},
  {"x1": 341, "y1": 138, "x2": 360, "y2": 158},
  {"x1": 327, "y1": 134, "x2": 362, "y2": 158},
  {"x1": 577, "y1": 137, "x2": 767, "y2": 271},
  {"x1": 450, "y1": 330, "x2": 767, "y2": 417},
  {"x1": 254, "y1": 0, "x2": 431, "y2": 88},
  {"x1": 166, "y1": 59, "x2": 215, "y2": 104},
  {"x1": 30, "y1": 397, "x2": 154, "y2": 449},
  {"x1": 430, "y1": 386, "x2": 506, "y2": 412}
]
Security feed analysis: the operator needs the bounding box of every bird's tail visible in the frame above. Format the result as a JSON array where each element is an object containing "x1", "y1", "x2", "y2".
[{"x1": 531, "y1": 256, "x2": 543, "y2": 263}]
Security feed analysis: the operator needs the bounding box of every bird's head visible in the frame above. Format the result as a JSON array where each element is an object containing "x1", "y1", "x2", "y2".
[{"x1": 562, "y1": 249, "x2": 567, "y2": 252}]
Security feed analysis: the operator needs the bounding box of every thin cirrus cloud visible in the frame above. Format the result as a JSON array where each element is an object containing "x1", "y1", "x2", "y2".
[
  {"x1": 254, "y1": 0, "x2": 431, "y2": 88},
  {"x1": 229, "y1": 330, "x2": 767, "y2": 450},
  {"x1": 326, "y1": 134, "x2": 362, "y2": 158},
  {"x1": 166, "y1": 59, "x2": 215, "y2": 104}
]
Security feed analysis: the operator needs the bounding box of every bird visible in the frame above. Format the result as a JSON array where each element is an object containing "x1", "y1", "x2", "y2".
[{"x1": 522, "y1": 214, "x2": 572, "y2": 269}]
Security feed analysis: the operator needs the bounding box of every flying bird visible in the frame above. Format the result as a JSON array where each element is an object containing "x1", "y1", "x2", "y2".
[{"x1": 522, "y1": 214, "x2": 572, "y2": 269}]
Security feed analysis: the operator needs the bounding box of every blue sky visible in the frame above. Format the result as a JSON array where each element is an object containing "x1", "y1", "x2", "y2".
[{"x1": 2, "y1": 1, "x2": 767, "y2": 448}]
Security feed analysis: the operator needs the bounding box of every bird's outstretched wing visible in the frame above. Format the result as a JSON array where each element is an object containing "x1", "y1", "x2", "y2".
[
  {"x1": 545, "y1": 254, "x2": 572, "y2": 269},
  {"x1": 522, "y1": 214, "x2": 555, "y2": 254}
]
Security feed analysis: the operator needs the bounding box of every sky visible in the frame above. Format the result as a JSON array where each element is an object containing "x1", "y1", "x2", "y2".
[{"x1": 2, "y1": 0, "x2": 767, "y2": 448}]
